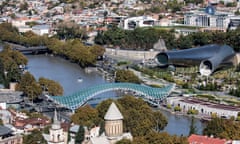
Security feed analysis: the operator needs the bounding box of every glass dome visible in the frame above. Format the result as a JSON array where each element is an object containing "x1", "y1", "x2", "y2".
[{"x1": 205, "y1": 5, "x2": 215, "y2": 15}]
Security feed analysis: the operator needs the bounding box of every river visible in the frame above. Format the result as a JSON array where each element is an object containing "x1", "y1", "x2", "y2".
[{"x1": 26, "y1": 54, "x2": 205, "y2": 136}]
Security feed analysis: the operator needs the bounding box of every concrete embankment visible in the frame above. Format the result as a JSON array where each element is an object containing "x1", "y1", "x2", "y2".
[{"x1": 105, "y1": 48, "x2": 160, "y2": 60}]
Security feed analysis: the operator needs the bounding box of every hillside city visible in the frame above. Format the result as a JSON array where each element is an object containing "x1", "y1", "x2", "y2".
[{"x1": 1, "y1": 0, "x2": 240, "y2": 144}]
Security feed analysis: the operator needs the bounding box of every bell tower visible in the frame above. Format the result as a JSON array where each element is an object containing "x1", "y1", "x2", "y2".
[{"x1": 49, "y1": 109, "x2": 64, "y2": 144}]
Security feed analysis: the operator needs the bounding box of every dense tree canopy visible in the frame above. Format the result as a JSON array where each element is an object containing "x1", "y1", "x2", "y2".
[
  {"x1": 16, "y1": 72, "x2": 42, "y2": 101},
  {"x1": 55, "y1": 22, "x2": 88, "y2": 40},
  {"x1": 0, "y1": 44, "x2": 28, "y2": 87},
  {"x1": 71, "y1": 95, "x2": 187, "y2": 143},
  {"x1": 23, "y1": 129, "x2": 47, "y2": 144},
  {"x1": 72, "y1": 96, "x2": 167, "y2": 136},
  {"x1": 116, "y1": 139, "x2": 132, "y2": 144},
  {"x1": 71, "y1": 105, "x2": 100, "y2": 128},
  {"x1": 46, "y1": 39, "x2": 105, "y2": 67},
  {"x1": 95, "y1": 26, "x2": 176, "y2": 50},
  {"x1": 203, "y1": 117, "x2": 240, "y2": 139},
  {"x1": 115, "y1": 69, "x2": 142, "y2": 84},
  {"x1": 38, "y1": 77, "x2": 63, "y2": 96},
  {"x1": 143, "y1": 131, "x2": 188, "y2": 144},
  {"x1": 0, "y1": 23, "x2": 105, "y2": 68},
  {"x1": 94, "y1": 24, "x2": 240, "y2": 52},
  {"x1": 75, "y1": 125, "x2": 85, "y2": 144}
]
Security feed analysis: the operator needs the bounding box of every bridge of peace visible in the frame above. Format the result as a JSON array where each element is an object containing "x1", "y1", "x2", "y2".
[{"x1": 46, "y1": 82, "x2": 175, "y2": 111}]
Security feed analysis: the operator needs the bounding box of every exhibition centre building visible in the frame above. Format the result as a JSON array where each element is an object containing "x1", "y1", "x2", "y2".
[{"x1": 155, "y1": 44, "x2": 236, "y2": 76}]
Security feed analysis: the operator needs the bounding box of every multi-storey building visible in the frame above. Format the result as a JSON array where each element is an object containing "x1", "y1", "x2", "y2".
[{"x1": 184, "y1": 5, "x2": 240, "y2": 31}]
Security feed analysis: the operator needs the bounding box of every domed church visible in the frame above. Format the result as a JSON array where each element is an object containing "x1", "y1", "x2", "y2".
[
  {"x1": 104, "y1": 102, "x2": 124, "y2": 138},
  {"x1": 88, "y1": 102, "x2": 132, "y2": 144}
]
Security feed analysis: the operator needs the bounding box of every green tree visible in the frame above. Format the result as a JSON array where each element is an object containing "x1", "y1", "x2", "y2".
[
  {"x1": 16, "y1": 72, "x2": 42, "y2": 101},
  {"x1": 71, "y1": 105, "x2": 100, "y2": 128},
  {"x1": 95, "y1": 99, "x2": 113, "y2": 119},
  {"x1": 144, "y1": 131, "x2": 188, "y2": 144},
  {"x1": 177, "y1": 34, "x2": 193, "y2": 49},
  {"x1": 190, "y1": 32, "x2": 211, "y2": 46},
  {"x1": 55, "y1": 22, "x2": 88, "y2": 40},
  {"x1": 117, "y1": 96, "x2": 167, "y2": 137},
  {"x1": 166, "y1": 0, "x2": 183, "y2": 13},
  {"x1": 152, "y1": 111, "x2": 168, "y2": 132},
  {"x1": 189, "y1": 116, "x2": 197, "y2": 136},
  {"x1": 132, "y1": 136, "x2": 148, "y2": 144},
  {"x1": 0, "y1": 118, "x2": 3, "y2": 125},
  {"x1": 38, "y1": 77, "x2": 63, "y2": 96},
  {"x1": 116, "y1": 139, "x2": 132, "y2": 144},
  {"x1": 89, "y1": 45, "x2": 105, "y2": 60},
  {"x1": 0, "y1": 44, "x2": 27, "y2": 87},
  {"x1": 43, "y1": 125, "x2": 51, "y2": 134},
  {"x1": 203, "y1": 117, "x2": 240, "y2": 139},
  {"x1": 73, "y1": 96, "x2": 169, "y2": 139},
  {"x1": 75, "y1": 125, "x2": 85, "y2": 144},
  {"x1": 115, "y1": 69, "x2": 141, "y2": 84},
  {"x1": 23, "y1": 129, "x2": 47, "y2": 144},
  {"x1": 203, "y1": 117, "x2": 225, "y2": 137}
]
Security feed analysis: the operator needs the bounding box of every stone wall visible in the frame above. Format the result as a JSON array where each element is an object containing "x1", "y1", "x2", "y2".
[{"x1": 105, "y1": 48, "x2": 160, "y2": 61}]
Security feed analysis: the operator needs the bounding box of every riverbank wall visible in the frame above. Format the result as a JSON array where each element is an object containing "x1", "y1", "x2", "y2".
[{"x1": 105, "y1": 48, "x2": 160, "y2": 61}]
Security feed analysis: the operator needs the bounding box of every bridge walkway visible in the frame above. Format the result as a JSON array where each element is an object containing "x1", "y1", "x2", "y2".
[{"x1": 47, "y1": 82, "x2": 175, "y2": 110}]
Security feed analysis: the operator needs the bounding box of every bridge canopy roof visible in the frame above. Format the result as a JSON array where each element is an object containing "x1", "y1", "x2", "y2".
[{"x1": 49, "y1": 82, "x2": 175, "y2": 110}]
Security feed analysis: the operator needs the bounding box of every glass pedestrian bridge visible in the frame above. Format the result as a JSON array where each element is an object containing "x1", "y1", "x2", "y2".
[{"x1": 48, "y1": 82, "x2": 175, "y2": 110}]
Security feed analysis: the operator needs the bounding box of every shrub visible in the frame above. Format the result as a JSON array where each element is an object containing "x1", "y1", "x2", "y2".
[
  {"x1": 166, "y1": 104, "x2": 172, "y2": 109},
  {"x1": 187, "y1": 109, "x2": 199, "y2": 115},
  {"x1": 174, "y1": 106, "x2": 181, "y2": 112}
]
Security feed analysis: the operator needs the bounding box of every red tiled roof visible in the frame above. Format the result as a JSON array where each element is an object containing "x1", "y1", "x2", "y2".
[
  {"x1": 14, "y1": 17, "x2": 40, "y2": 21},
  {"x1": 14, "y1": 117, "x2": 50, "y2": 127},
  {"x1": 96, "y1": 27, "x2": 107, "y2": 31},
  {"x1": 61, "y1": 122, "x2": 70, "y2": 132},
  {"x1": 188, "y1": 134, "x2": 228, "y2": 144}
]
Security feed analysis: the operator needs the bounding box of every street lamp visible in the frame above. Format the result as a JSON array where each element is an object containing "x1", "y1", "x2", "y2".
[
  {"x1": 3, "y1": 70, "x2": 8, "y2": 88},
  {"x1": 4, "y1": 70, "x2": 8, "y2": 77}
]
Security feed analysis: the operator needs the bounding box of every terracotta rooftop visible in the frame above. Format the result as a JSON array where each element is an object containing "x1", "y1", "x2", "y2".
[
  {"x1": 14, "y1": 117, "x2": 50, "y2": 128},
  {"x1": 61, "y1": 122, "x2": 70, "y2": 132},
  {"x1": 188, "y1": 134, "x2": 229, "y2": 144}
]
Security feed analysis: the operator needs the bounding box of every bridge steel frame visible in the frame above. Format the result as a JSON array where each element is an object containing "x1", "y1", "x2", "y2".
[{"x1": 47, "y1": 82, "x2": 175, "y2": 111}]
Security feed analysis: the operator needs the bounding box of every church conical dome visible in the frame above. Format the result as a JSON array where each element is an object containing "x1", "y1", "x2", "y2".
[
  {"x1": 104, "y1": 102, "x2": 123, "y2": 120},
  {"x1": 52, "y1": 109, "x2": 61, "y2": 130}
]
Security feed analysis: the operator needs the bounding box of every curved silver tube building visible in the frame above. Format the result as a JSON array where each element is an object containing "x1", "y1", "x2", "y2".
[{"x1": 155, "y1": 44, "x2": 235, "y2": 76}]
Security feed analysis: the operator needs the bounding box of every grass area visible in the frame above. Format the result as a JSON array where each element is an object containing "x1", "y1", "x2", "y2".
[
  {"x1": 148, "y1": 84, "x2": 163, "y2": 88},
  {"x1": 194, "y1": 94, "x2": 240, "y2": 106},
  {"x1": 195, "y1": 94, "x2": 216, "y2": 101},
  {"x1": 117, "y1": 61, "x2": 130, "y2": 66},
  {"x1": 223, "y1": 99, "x2": 240, "y2": 106}
]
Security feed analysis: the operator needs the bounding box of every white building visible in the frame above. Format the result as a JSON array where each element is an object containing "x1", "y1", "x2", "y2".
[
  {"x1": 18, "y1": 26, "x2": 32, "y2": 33},
  {"x1": 32, "y1": 25, "x2": 50, "y2": 36},
  {"x1": 184, "y1": 5, "x2": 240, "y2": 30},
  {"x1": 11, "y1": 17, "x2": 40, "y2": 27},
  {"x1": 167, "y1": 97, "x2": 240, "y2": 118},
  {"x1": 43, "y1": 110, "x2": 67, "y2": 144},
  {"x1": 122, "y1": 16, "x2": 156, "y2": 30},
  {"x1": 208, "y1": 0, "x2": 236, "y2": 4},
  {"x1": 88, "y1": 102, "x2": 132, "y2": 144},
  {"x1": 228, "y1": 16, "x2": 240, "y2": 30}
]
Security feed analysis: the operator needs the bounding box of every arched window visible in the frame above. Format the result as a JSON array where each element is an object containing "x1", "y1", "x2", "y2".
[{"x1": 58, "y1": 134, "x2": 61, "y2": 141}]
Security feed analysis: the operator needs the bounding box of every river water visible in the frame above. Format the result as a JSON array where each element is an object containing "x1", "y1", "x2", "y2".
[{"x1": 26, "y1": 54, "x2": 205, "y2": 136}]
